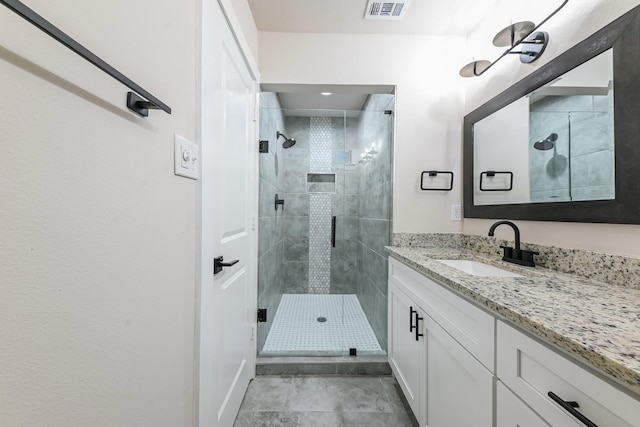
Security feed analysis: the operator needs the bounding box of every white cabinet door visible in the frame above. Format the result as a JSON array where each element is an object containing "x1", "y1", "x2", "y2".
[
  {"x1": 388, "y1": 281, "x2": 426, "y2": 425},
  {"x1": 426, "y1": 315, "x2": 493, "y2": 427},
  {"x1": 497, "y1": 381, "x2": 550, "y2": 427}
]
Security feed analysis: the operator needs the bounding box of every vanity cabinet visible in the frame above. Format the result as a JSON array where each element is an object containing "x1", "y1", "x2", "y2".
[
  {"x1": 388, "y1": 258, "x2": 494, "y2": 426},
  {"x1": 388, "y1": 255, "x2": 640, "y2": 427},
  {"x1": 497, "y1": 321, "x2": 640, "y2": 427}
]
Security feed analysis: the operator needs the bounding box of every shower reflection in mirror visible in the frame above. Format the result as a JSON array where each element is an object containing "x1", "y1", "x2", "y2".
[{"x1": 473, "y1": 48, "x2": 614, "y2": 206}]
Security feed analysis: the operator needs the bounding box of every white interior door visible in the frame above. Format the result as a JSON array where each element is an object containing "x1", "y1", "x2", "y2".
[{"x1": 198, "y1": 1, "x2": 257, "y2": 426}]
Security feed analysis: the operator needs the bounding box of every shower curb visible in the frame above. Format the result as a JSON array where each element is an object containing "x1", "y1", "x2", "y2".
[{"x1": 256, "y1": 356, "x2": 391, "y2": 376}]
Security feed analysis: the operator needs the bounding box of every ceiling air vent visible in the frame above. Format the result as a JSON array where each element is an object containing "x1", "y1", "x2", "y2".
[{"x1": 364, "y1": 0, "x2": 411, "y2": 20}]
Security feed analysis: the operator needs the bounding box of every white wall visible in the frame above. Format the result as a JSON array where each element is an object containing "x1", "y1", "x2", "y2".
[
  {"x1": 473, "y1": 97, "x2": 530, "y2": 205},
  {"x1": 0, "y1": 0, "x2": 254, "y2": 425},
  {"x1": 463, "y1": 0, "x2": 640, "y2": 257},
  {"x1": 258, "y1": 32, "x2": 467, "y2": 233},
  {"x1": 228, "y1": 0, "x2": 259, "y2": 61}
]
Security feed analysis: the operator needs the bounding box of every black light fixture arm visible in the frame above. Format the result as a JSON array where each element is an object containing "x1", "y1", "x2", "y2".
[
  {"x1": 0, "y1": 0, "x2": 172, "y2": 117},
  {"x1": 468, "y1": 0, "x2": 569, "y2": 77}
]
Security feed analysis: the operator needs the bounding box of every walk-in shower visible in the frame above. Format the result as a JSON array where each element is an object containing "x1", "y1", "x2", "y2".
[{"x1": 257, "y1": 92, "x2": 394, "y2": 357}]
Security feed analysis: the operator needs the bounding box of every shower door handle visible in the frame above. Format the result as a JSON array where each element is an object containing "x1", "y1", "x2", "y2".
[{"x1": 331, "y1": 216, "x2": 336, "y2": 248}]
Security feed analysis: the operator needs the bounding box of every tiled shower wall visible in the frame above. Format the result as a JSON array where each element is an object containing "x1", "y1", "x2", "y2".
[
  {"x1": 281, "y1": 116, "x2": 359, "y2": 295},
  {"x1": 529, "y1": 91, "x2": 614, "y2": 202},
  {"x1": 257, "y1": 93, "x2": 286, "y2": 351},
  {"x1": 355, "y1": 94, "x2": 394, "y2": 351}
]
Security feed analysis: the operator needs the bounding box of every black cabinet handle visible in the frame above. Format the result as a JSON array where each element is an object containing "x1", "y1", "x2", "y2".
[
  {"x1": 213, "y1": 256, "x2": 239, "y2": 274},
  {"x1": 548, "y1": 392, "x2": 599, "y2": 427},
  {"x1": 410, "y1": 306, "x2": 417, "y2": 333},
  {"x1": 414, "y1": 311, "x2": 424, "y2": 341}
]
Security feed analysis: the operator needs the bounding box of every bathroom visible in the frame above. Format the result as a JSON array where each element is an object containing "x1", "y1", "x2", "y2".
[{"x1": 2, "y1": 0, "x2": 640, "y2": 426}]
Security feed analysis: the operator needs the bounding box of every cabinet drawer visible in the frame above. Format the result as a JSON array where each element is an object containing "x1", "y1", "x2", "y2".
[
  {"x1": 497, "y1": 321, "x2": 640, "y2": 427},
  {"x1": 389, "y1": 258, "x2": 495, "y2": 371}
]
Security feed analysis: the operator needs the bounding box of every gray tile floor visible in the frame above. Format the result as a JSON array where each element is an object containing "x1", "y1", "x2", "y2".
[{"x1": 233, "y1": 375, "x2": 417, "y2": 427}]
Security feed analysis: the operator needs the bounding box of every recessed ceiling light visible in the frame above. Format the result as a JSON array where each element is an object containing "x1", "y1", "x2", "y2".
[{"x1": 321, "y1": 92, "x2": 332, "y2": 96}]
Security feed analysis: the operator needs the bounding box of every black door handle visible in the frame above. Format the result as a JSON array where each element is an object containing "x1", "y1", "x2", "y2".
[
  {"x1": 548, "y1": 392, "x2": 599, "y2": 427},
  {"x1": 214, "y1": 256, "x2": 239, "y2": 274}
]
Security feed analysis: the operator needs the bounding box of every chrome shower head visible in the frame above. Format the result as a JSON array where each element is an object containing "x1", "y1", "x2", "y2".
[
  {"x1": 533, "y1": 133, "x2": 558, "y2": 151},
  {"x1": 277, "y1": 131, "x2": 296, "y2": 149}
]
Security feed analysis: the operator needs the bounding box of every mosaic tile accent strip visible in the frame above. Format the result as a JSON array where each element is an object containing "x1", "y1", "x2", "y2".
[
  {"x1": 310, "y1": 117, "x2": 332, "y2": 173},
  {"x1": 392, "y1": 232, "x2": 640, "y2": 289},
  {"x1": 309, "y1": 194, "x2": 331, "y2": 293},
  {"x1": 262, "y1": 294, "x2": 384, "y2": 356},
  {"x1": 308, "y1": 117, "x2": 334, "y2": 293}
]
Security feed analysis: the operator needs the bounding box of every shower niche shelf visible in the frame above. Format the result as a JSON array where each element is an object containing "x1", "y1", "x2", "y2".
[{"x1": 307, "y1": 173, "x2": 336, "y2": 193}]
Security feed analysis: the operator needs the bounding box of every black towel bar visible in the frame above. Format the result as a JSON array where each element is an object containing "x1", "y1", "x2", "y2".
[
  {"x1": 420, "y1": 171, "x2": 454, "y2": 191},
  {"x1": 1, "y1": 0, "x2": 172, "y2": 117},
  {"x1": 479, "y1": 171, "x2": 514, "y2": 191}
]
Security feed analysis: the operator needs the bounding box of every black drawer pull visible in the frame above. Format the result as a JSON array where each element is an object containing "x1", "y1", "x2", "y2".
[
  {"x1": 548, "y1": 392, "x2": 599, "y2": 427},
  {"x1": 414, "y1": 311, "x2": 424, "y2": 341}
]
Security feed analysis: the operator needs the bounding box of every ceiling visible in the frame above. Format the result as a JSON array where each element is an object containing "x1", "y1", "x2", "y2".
[
  {"x1": 250, "y1": 0, "x2": 499, "y2": 111},
  {"x1": 261, "y1": 84, "x2": 394, "y2": 116},
  {"x1": 247, "y1": 0, "x2": 499, "y2": 36}
]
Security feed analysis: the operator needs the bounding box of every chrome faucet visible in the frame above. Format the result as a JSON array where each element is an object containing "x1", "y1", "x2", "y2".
[{"x1": 488, "y1": 220, "x2": 538, "y2": 267}]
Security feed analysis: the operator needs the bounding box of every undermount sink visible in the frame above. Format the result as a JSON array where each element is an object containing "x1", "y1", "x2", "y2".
[{"x1": 435, "y1": 259, "x2": 523, "y2": 278}]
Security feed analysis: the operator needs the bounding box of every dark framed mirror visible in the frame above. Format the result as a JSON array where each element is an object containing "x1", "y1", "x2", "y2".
[{"x1": 463, "y1": 5, "x2": 640, "y2": 224}]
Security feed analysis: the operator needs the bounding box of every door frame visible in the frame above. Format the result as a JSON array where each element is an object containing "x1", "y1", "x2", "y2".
[{"x1": 194, "y1": 0, "x2": 260, "y2": 425}]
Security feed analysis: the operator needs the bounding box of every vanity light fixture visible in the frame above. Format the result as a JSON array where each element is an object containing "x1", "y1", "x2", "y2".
[
  {"x1": 459, "y1": 0, "x2": 569, "y2": 77},
  {"x1": 321, "y1": 92, "x2": 332, "y2": 96}
]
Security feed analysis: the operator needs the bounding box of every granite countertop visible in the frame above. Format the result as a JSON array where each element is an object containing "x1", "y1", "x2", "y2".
[{"x1": 386, "y1": 245, "x2": 640, "y2": 397}]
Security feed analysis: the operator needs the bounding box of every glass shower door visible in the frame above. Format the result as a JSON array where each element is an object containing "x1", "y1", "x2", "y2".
[{"x1": 257, "y1": 97, "x2": 393, "y2": 357}]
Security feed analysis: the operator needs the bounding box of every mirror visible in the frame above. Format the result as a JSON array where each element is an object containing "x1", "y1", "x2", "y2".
[
  {"x1": 473, "y1": 49, "x2": 614, "y2": 206},
  {"x1": 464, "y1": 5, "x2": 640, "y2": 223}
]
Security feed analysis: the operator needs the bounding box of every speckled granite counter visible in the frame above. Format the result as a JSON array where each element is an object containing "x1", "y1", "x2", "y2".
[{"x1": 386, "y1": 245, "x2": 640, "y2": 397}]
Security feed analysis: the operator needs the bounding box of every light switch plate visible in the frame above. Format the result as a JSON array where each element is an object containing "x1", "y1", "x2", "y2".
[{"x1": 174, "y1": 134, "x2": 199, "y2": 180}]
